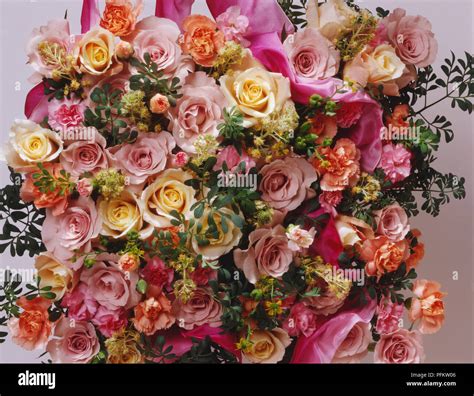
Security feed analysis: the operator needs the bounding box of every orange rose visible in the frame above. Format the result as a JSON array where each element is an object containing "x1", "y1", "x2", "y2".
[
  {"x1": 409, "y1": 279, "x2": 446, "y2": 334},
  {"x1": 406, "y1": 229, "x2": 425, "y2": 269},
  {"x1": 179, "y1": 15, "x2": 224, "y2": 67},
  {"x1": 20, "y1": 163, "x2": 69, "y2": 216},
  {"x1": 7, "y1": 296, "x2": 52, "y2": 351},
  {"x1": 359, "y1": 236, "x2": 409, "y2": 280},
  {"x1": 100, "y1": 0, "x2": 143, "y2": 37},
  {"x1": 385, "y1": 104, "x2": 410, "y2": 129},
  {"x1": 133, "y1": 294, "x2": 175, "y2": 335},
  {"x1": 313, "y1": 138, "x2": 360, "y2": 191}
]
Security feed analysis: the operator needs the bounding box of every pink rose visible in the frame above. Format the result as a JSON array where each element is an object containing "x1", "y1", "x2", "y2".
[
  {"x1": 60, "y1": 130, "x2": 108, "y2": 177},
  {"x1": 61, "y1": 283, "x2": 98, "y2": 321},
  {"x1": 140, "y1": 257, "x2": 174, "y2": 292},
  {"x1": 48, "y1": 98, "x2": 86, "y2": 132},
  {"x1": 46, "y1": 317, "x2": 100, "y2": 363},
  {"x1": 42, "y1": 197, "x2": 102, "y2": 261},
  {"x1": 283, "y1": 28, "x2": 340, "y2": 80},
  {"x1": 130, "y1": 16, "x2": 193, "y2": 81},
  {"x1": 374, "y1": 328, "x2": 425, "y2": 363},
  {"x1": 172, "y1": 287, "x2": 222, "y2": 330},
  {"x1": 376, "y1": 297, "x2": 404, "y2": 335},
  {"x1": 283, "y1": 302, "x2": 318, "y2": 337},
  {"x1": 172, "y1": 151, "x2": 189, "y2": 167},
  {"x1": 379, "y1": 143, "x2": 412, "y2": 183},
  {"x1": 383, "y1": 8, "x2": 438, "y2": 68},
  {"x1": 305, "y1": 288, "x2": 346, "y2": 316},
  {"x1": 91, "y1": 306, "x2": 128, "y2": 337},
  {"x1": 234, "y1": 225, "x2": 293, "y2": 284},
  {"x1": 374, "y1": 203, "x2": 410, "y2": 242},
  {"x1": 214, "y1": 145, "x2": 256, "y2": 174},
  {"x1": 110, "y1": 132, "x2": 175, "y2": 185},
  {"x1": 259, "y1": 157, "x2": 318, "y2": 211},
  {"x1": 80, "y1": 254, "x2": 141, "y2": 311},
  {"x1": 216, "y1": 6, "x2": 250, "y2": 47},
  {"x1": 332, "y1": 322, "x2": 371, "y2": 363},
  {"x1": 26, "y1": 19, "x2": 72, "y2": 83},
  {"x1": 168, "y1": 72, "x2": 227, "y2": 154}
]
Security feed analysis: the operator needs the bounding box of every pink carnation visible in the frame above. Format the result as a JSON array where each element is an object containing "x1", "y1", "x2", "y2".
[
  {"x1": 92, "y1": 306, "x2": 128, "y2": 338},
  {"x1": 376, "y1": 298, "x2": 404, "y2": 335},
  {"x1": 48, "y1": 98, "x2": 86, "y2": 132},
  {"x1": 140, "y1": 257, "x2": 174, "y2": 292},
  {"x1": 216, "y1": 6, "x2": 250, "y2": 47},
  {"x1": 379, "y1": 143, "x2": 412, "y2": 183},
  {"x1": 283, "y1": 303, "x2": 318, "y2": 337},
  {"x1": 61, "y1": 283, "x2": 98, "y2": 321},
  {"x1": 336, "y1": 101, "x2": 365, "y2": 128}
]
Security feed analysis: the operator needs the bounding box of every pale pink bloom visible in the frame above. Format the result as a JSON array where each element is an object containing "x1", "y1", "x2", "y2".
[
  {"x1": 42, "y1": 197, "x2": 102, "y2": 261},
  {"x1": 376, "y1": 297, "x2": 404, "y2": 335},
  {"x1": 374, "y1": 329, "x2": 425, "y2": 363},
  {"x1": 333, "y1": 322, "x2": 371, "y2": 363},
  {"x1": 46, "y1": 317, "x2": 100, "y2": 363},
  {"x1": 109, "y1": 132, "x2": 175, "y2": 185},
  {"x1": 168, "y1": 72, "x2": 227, "y2": 154},
  {"x1": 283, "y1": 27, "x2": 340, "y2": 80},
  {"x1": 234, "y1": 225, "x2": 293, "y2": 284},
  {"x1": 115, "y1": 40, "x2": 134, "y2": 59},
  {"x1": 283, "y1": 303, "x2": 318, "y2": 337},
  {"x1": 379, "y1": 143, "x2": 411, "y2": 183},
  {"x1": 286, "y1": 225, "x2": 316, "y2": 252},
  {"x1": 259, "y1": 157, "x2": 318, "y2": 211},
  {"x1": 383, "y1": 8, "x2": 438, "y2": 68},
  {"x1": 216, "y1": 6, "x2": 250, "y2": 47},
  {"x1": 374, "y1": 203, "x2": 410, "y2": 242},
  {"x1": 76, "y1": 178, "x2": 93, "y2": 197}
]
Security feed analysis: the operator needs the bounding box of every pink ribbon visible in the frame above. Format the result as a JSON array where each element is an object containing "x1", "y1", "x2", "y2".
[{"x1": 81, "y1": 0, "x2": 100, "y2": 34}]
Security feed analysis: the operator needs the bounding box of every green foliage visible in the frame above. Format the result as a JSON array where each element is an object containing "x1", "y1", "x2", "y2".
[
  {"x1": 0, "y1": 169, "x2": 45, "y2": 257},
  {"x1": 32, "y1": 163, "x2": 75, "y2": 196},
  {"x1": 278, "y1": 0, "x2": 308, "y2": 30},
  {"x1": 217, "y1": 107, "x2": 246, "y2": 151}
]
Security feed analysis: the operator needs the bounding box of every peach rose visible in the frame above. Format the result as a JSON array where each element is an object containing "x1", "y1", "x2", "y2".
[
  {"x1": 234, "y1": 225, "x2": 293, "y2": 284},
  {"x1": 179, "y1": 15, "x2": 224, "y2": 67},
  {"x1": 149, "y1": 93, "x2": 170, "y2": 114},
  {"x1": 314, "y1": 138, "x2": 361, "y2": 192},
  {"x1": 20, "y1": 163, "x2": 69, "y2": 216},
  {"x1": 259, "y1": 156, "x2": 318, "y2": 211},
  {"x1": 100, "y1": 0, "x2": 143, "y2": 37},
  {"x1": 242, "y1": 328, "x2": 291, "y2": 364},
  {"x1": 118, "y1": 253, "x2": 140, "y2": 272},
  {"x1": 359, "y1": 236, "x2": 409, "y2": 280},
  {"x1": 115, "y1": 40, "x2": 134, "y2": 59},
  {"x1": 7, "y1": 296, "x2": 52, "y2": 351},
  {"x1": 73, "y1": 28, "x2": 122, "y2": 76},
  {"x1": 133, "y1": 295, "x2": 175, "y2": 335},
  {"x1": 374, "y1": 203, "x2": 410, "y2": 242},
  {"x1": 332, "y1": 322, "x2": 371, "y2": 363},
  {"x1": 335, "y1": 215, "x2": 374, "y2": 247},
  {"x1": 406, "y1": 229, "x2": 425, "y2": 270},
  {"x1": 374, "y1": 329, "x2": 425, "y2": 363},
  {"x1": 409, "y1": 279, "x2": 446, "y2": 334}
]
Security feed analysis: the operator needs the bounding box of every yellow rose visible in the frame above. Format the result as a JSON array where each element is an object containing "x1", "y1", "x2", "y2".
[
  {"x1": 242, "y1": 328, "x2": 291, "y2": 364},
  {"x1": 34, "y1": 253, "x2": 74, "y2": 300},
  {"x1": 306, "y1": 0, "x2": 358, "y2": 41},
  {"x1": 220, "y1": 52, "x2": 292, "y2": 128},
  {"x1": 5, "y1": 119, "x2": 63, "y2": 172},
  {"x1": 363, "y1": 44, "x2": 405, "y2": 84},
  {"x1": 73, "y1": 28, "x2": 121, "y2": 76},
  {"x1": 98, "y1": 190, "x2": 152, "y2": 239},
  {"x1": 142, "y1": 169, "x2": 196, "y2": 228},
  {"x1": 191, "y1": 206, "x2": 242, "y2": 260}
]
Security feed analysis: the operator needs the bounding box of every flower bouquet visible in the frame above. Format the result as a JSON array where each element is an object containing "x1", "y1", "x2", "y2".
[{"x1": 0, "y1": 0, "x2": 471, "y2": 364}]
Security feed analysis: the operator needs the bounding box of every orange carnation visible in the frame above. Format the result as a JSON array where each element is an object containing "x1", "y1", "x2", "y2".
[
  {"x1": 409, "y1": 279, "x2": 446, "y2": 334},
  {"x1": 100, "y1": 0, "x2": 143, "y2": 37},
  {"x1": 179, "y1": 15, "x2": 224, "y2": 67},
  {"x1": 133, "y1": 294, "x2": 175, "y2": 335}
]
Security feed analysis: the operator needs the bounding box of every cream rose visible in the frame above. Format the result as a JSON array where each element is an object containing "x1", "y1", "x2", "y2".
[
  {"x1": 306, "y1": 0, "x2": 357, "y2": 41},
  {"x1": 98, "y1": 190, "x2": 152, "y2": 239},
  {"x1": 34, "y1": 253, "x2": 74, "y2": 301},
  {"x1": 5, "y1": 119, "x2": 63, "y2": 172},
  {"x1": 242, "y1": 328, "x2": 291, "y2": 364},
  {"x1": 191, "y1": 206, "x2": 243, "y2": 260},
  {"x1": 141, "y1": 169, "x2": 196, "y2": 228},
  {"x1": 73, "y1": 28, "x2": 121, "y2": 76},
  {"x1": 220, "y1": 57, "x2": 291, "y2": 128}
]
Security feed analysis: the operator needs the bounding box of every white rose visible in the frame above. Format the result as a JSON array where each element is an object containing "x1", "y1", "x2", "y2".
[{"x1": 35, "y1": 253, "x2": 74, "y2": 300}]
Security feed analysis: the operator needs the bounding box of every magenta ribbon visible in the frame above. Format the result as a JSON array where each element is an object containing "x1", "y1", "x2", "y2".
[
  {"x1": 291, "y1": 297, "x2": 376, "y2": 363},
  {"x1": 81, "y1": 0, "x2": 100, "y2": 34}
]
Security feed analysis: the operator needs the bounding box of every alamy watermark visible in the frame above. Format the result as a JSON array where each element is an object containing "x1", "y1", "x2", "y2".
[
  {"x1": 217, "y1": 172, "x2": 257, "y2": 191},
  {"x1": 56, "y1": 126, "x2": 96, "y2": 142},
  {"x1": 380, "y1": 124, "x2": 420, "y2": 144}
]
